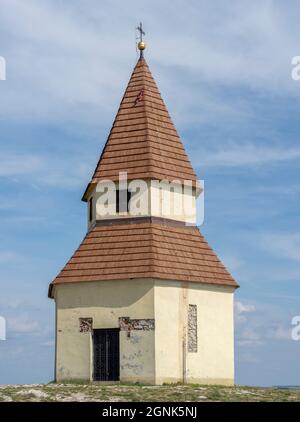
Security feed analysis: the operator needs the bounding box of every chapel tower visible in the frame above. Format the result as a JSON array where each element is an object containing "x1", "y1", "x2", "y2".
[{"x1": 49, "y1": 34, "x2": 238, "y2": 385}]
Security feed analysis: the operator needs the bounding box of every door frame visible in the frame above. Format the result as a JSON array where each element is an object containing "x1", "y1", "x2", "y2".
[{"x1": 92, "y1": 328, "x2": 120, "y2": 382}]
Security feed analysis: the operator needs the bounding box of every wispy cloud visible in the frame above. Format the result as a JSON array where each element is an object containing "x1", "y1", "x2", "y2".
[
  {"x1": 271, "y1": 326, "x2": 292, "y2": 340},
  {"x1": 235, "y1": 300, "x2": 256, "y2": 325},
  {"x1": 0, "y1": 151, "x2": 90, "y2": 189},
  {"x1": 0, "y1": 0, "x2": 300, "y2": 127},
  {"x1": 41, "y1": 340, "x2": 54, "y2": 347},
  {"x1": 256, "y1": 184, "x2": 300, "y2": 196},
  {"x1": 0, "y1": 251, "x2": 22, "y2": 263},
  {"x1": 238, "y1": 327, "x2": 263, "y2": 347},
  {"x1": 260, "y1": 233, "x2": 300, "y2": 262},
  {"x1": 220, "y1": 255, "x2": 244, "y2": 273},
  {"x1": 0, "y1": 154, "x2": 43, "y2": 177},
  {"x1": 8, "y1": 315, "x2": 40, "y2": 334},
  {"x1": 198, "y1": 143, "x2": 300, "y2": 167},
  {"x1": 235, "y1": 300, "x2": 295, "y2": 348}
]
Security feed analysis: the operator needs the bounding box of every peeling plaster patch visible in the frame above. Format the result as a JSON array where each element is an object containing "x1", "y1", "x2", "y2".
[
  {"x1": 188, "y1": 304, "x2": 197, "y2": 353},
  {"x1": 79, "y1": 317, "x2": 93, "y2": 333},
  {"x1": 122, "y1": 350, "x2": 143, "y2": 363},
  {"x1": 121, "y1": 363, "x2": 143, "y2": 375},
  {"x1": 119, "y1": 317, "x2": 155, "y2": 334},
  {"x1": 129, "y1": 334, "x2": 142, "y2": 344}
]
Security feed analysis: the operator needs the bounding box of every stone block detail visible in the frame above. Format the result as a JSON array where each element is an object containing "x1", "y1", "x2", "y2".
[
  {"x1": 79, "y1": 317, "x2": 93, "y2": 333},
  {"x1": 188, "y1": 305, "x2": 197, "y2": 352}
]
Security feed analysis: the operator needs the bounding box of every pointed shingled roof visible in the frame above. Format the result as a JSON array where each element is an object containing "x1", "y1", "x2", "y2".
[
  {"x1": 49, "y1": 219, "x2": 238, "y2": 297},
  {"x1": 82, "y1": 57, "x2": 198, "y2": 201}
]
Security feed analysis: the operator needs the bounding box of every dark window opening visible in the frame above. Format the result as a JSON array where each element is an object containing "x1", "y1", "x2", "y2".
[
  {"x1": 89, "y1": 197, "x2": 93, "y2": 222},
  {"x1": 116, "y1": 189, "x2": 131, "y2": 213}
]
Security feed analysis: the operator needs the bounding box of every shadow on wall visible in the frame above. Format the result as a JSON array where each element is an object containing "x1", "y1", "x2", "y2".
[{"x1": 56, "y1": 279, "x2": 154, "y2": 309}]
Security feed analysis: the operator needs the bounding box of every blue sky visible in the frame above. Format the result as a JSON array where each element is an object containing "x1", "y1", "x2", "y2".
[{"x1": 0, "y1": 0, "x2": 300, "y2": 386}]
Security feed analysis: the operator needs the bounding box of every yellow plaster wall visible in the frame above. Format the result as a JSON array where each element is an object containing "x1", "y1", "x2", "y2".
[
  {"x1": 154, "y1": 280, "x2": 235, "y2": 385},
  {"x1": 54, "y1": 278, "x2": 235, "y2": 385},
  {"x1": 54, "y1": 279, "x2": 155, "y2": 383},
  {"x1": 87, "y1": 182, "x2": 197, "y2": 228},
  {"x1": 149, "y1": 184, "x2": 196, "y2": 224}
]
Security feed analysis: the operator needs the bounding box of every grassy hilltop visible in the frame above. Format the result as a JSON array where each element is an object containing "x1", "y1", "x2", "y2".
[{"x1": 0, "y1": 383, "x2": 299, "y2": 402}]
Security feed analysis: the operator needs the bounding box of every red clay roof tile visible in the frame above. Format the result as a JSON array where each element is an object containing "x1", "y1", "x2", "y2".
[{"x1": 49, "y1": 221, "x2": 238, "y2": 296}]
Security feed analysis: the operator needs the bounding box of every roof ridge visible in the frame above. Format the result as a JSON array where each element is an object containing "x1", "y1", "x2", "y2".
[{"x1": 140, "y1": 59, "x2": 153, "y2": 180}]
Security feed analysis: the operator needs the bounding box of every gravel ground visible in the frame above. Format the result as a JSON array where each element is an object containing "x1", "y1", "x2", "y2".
[{"x1": 0, "y1": 383, "x2": 299, "y2": 402}]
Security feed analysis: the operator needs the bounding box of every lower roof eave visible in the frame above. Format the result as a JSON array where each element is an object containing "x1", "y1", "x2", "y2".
[{"x1": 49, "y1": 275, "x2": 239, "y2": 296}]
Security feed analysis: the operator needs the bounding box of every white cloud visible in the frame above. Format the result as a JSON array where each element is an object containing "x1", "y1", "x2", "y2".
[
  {"x1": 235, "y1": 300, "x2": 256, "y2": 324},
  {"x1": 235, "y1": 301, "x2": 256, "y2": 315},
  {"x1": 271, "y1": 326, "x2": 292, "y2": 341},
  {"x1": 260, "y1": 233, "x2": 300, "y2": 262},
  {"x1": 0, "y1": 154, "x2": 43, "y2": 177},
  {"x1": 0, "y1": 298, "x2": 27, "y2": 310},
  {"x1": 237, "y1": 327, "x2": 264, "y2": 347},
  {"x1": 198, "y1": 143, "x2": 300, "y2": 168},
  {"x1": 41, "y1": 340, "x2": 54, "y2": 347},
  {"x1": 0, "y1": 0, "x2": 299, "y2": 127},
  {"x1": 235, "y1": 299, "x2": 295, "y2": 349},
  {"x1": 0, "y1": 151, "x2": 91, "y2": 189},
  {"x1": 36, "y1": 159, "x2": 91, "y2": 189},
  {"x1": 8, "y1": 315, "x2": 40, "y2": 334},
  {"x1": 256, "y1": 185, "x2": 300, "y2": 196},
  {"x1": 0, "y1": 251, "x2": 21, "y2": 263},
  {"x1": 220, "y1": 255, "x2": 244, "y2": 272},
  {"x1": 238, "y1": 352, "x2": 260, "y2": 363}
]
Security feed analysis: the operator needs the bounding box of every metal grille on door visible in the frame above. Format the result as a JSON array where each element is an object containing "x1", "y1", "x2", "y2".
[{"x1": 93, "y1": 329, "x2": 120, "y2": 381}]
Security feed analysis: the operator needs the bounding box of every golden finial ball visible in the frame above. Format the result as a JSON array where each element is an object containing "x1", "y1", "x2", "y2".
[{"x1": 138, "y1": 41, "x2": 146, "y2": 51}]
